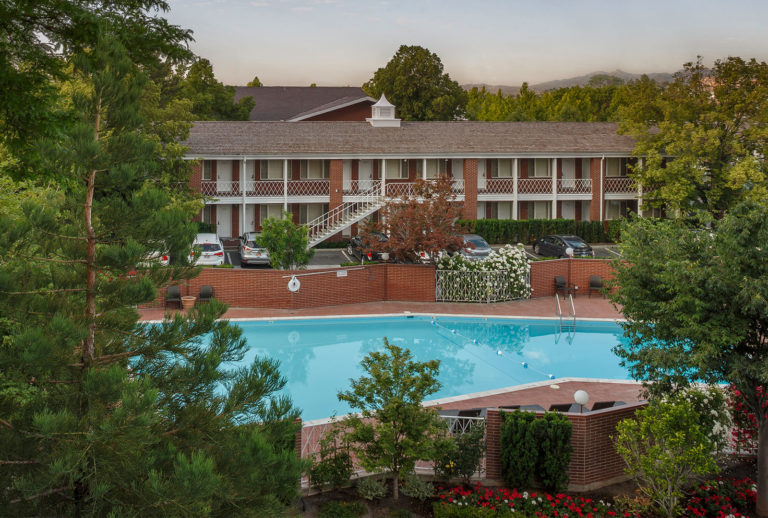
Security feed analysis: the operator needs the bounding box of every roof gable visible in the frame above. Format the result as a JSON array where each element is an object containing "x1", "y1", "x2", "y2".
[{"x1": 233, "y1": 86, "x2": 374, "y2": 121}]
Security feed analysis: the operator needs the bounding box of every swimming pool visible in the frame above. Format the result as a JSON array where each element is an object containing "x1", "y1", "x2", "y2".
[{"x1": 234, "y1": 315, "x2": 631, "y2": 422}]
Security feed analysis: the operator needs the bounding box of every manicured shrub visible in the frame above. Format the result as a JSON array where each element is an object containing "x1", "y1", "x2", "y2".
[
  {"x1": 434, "y1": 422, "x2": 486, "y2": 484},
  {"x1": 318, "y1": 500, "x2": 367, "y2": 518},
  {"x1": 498, "y1": 411, "x2": 537, "y2": 489},
  {"x1": 387, "y1": 509, "x2": 413, "y2": 518},
  {"x1": 457, "y1": 218, "x2": 615, "y2": 245},
  {"x1": 535, "y1": 412, "x2": 572, "y2": 492},
  {"x1": 357, "y1": 477, "x2": 388, "y2": 500}
]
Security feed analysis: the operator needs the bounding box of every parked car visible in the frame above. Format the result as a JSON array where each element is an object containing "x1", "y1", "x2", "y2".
[
  {"x1": 458, "y1": 234, "x2": 492, "y2": 261},
  {"x1": 239, "y1": 232, "x2": 270, "y2": 267},
  {"x1": 191, "y1": 233, "x2": 225, "y2": 266},
  {"x1": 347, "y1": 232, "x2": 389, "y2": 261},
  {"x1": 533, "y1": 234, "x2": 594, "y2": 258}
]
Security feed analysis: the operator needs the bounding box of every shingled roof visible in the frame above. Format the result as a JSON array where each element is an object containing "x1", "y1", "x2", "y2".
[
  {"x1": 233, "y1": 86, "x2": 374, "y2": 121},
  {"x1": 184, "y1": 121, "x2": 637, "y2": 158}
]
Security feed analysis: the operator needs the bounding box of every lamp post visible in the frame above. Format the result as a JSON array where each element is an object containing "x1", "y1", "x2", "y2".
[
  {"x1": 565, "y1": 246, "x2": 574, "y2": 294},
  {"x1": 574, "y1": 389, "x2": 589, "y2": 414}
]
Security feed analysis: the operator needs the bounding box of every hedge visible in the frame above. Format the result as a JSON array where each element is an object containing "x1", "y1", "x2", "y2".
[{"x1": 458, "y1": 218, "x2": 621, "y2": 245}]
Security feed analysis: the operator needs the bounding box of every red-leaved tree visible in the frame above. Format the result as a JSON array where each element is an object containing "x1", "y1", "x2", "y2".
[{"x1": 369, "y1": 177, "x2": 465, "y2": 264}]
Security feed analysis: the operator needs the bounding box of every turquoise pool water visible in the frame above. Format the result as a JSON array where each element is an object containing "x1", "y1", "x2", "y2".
[{"x1": 235, "y1": 316, "x2": 630, "y2": 422}]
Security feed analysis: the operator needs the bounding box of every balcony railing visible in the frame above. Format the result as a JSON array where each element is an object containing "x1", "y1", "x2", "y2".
[
  {"x1": 201, "y1": 179, "x2": 330, "y2": 197},
  {"x1": 384, "y1": 179, "x2": 465, "y2": 198},
  {"x1": 557, "y1": 178, "x2": 591, "y2": 194},
  {"x1": 518, "y1": 178, "x2": 553, "y2": 194},
  {"x1": 604, "y1": 176, "x2": 636, "y2": 193},
  {"x1": 200, "y1": 180, "x2": 240, "y2": 197},
  {"x1": 244, "y1": 180, "x2": 284, "y2": 197},
  {"x1": 287, "y1": 179, "x2": 329, "y2": 196}
]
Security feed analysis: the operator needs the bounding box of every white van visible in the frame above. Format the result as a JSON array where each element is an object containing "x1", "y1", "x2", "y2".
[{"x1": 191, "y1": 233, "x2": 225, "y2": 266}]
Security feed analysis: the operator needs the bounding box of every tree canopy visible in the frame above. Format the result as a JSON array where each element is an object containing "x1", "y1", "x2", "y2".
[
  {"x1": 363, "y1": 45, "x2": 466, "y2": 121},
  {"x1": 619, "y1": 57, "x2": 768, "y2": 217},
  {"x1": 609, "y1": 201, "x2": 768, "y2": 515}
]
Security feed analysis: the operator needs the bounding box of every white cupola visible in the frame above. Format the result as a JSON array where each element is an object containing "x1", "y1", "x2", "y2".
[{"x1": 367, "y1": 94, "x2": 401, "y2": 127}]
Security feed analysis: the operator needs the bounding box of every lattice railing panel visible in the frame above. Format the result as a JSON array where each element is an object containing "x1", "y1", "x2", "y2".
[
  {"x1": 517, "y1": 178, "x2": 553, "y2": 194},
  {"x1": 200, "y1": 180, "x2": 240, "y2": 197},
  {"x1": 482, "y1": 178, "x2": 515, "y2": 193},
  {"x1": 287, "y1": 179, "x2": 330, "y2": 196},
  {"x1": 557, "y1": 178, "x2": 592, "y2": 194},
  {"x1": 604, "y1": 176, "x2": 636, "y2": 193},
  {"x1": 244, "y1": 180, "x2": 284, "y2": 197},
  {"x1": 436, "y1": 270, "x2": 529, "y2": 303}
]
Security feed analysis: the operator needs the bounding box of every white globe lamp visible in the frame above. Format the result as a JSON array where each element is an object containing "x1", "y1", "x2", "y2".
[{"x1": 574, "y1": 390, "x2": 589, "y2": 413}]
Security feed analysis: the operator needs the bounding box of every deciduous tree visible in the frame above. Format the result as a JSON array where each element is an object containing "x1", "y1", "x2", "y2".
[
  {"x1": 337, "y1": 340, "x2": 446, "y2": 500},
  {"x1": 363, "y1": 45, "x2": 466, "y2": 121},
  {"x1": 260, "y1": 210, "x2": 315, "y2": 270},
  {"x1": 619, "y1": 57, "x2": 768, "y2": 217},
  {"x1": 372, "y1": 177, "x2": 465, "y2": 264},
  {"x1": 609, "y1": 201, "x2": 768, "y2": 515}
]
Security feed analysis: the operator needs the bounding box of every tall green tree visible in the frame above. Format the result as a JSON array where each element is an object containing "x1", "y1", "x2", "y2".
[
  {"x1": 609, "y1": 201, "x2": 768, "y2": 516},
  {"x1": 260, "y1": 210, "x2": 315, "y2": 270},
  {"x1": 0, "y1": 32, "x2": 302, "y2": 517},
  {"x1": 363, "y1": 45, "x2": 466, "y2": 121},
  {"x1": 620, "y1": 57, "x2": 768, "y2": 217},
  {"x1": 338, "y1": 340, "x2": 446, "y2": 500},
  {"x1": 179, "y1": 58, "x2": 255, "y2": 120}
]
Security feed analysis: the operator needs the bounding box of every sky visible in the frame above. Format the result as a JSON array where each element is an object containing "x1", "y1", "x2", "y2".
[{"x1": 165, "y1": 0, "x2": 768, "y2": 87}]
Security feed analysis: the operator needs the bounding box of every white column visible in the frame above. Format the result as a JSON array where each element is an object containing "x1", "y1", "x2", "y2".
[
  {"x1": 512, "y1": 158, "x2": 519, "y2": 220},
  {"x1": 551, "y1": 158, "x2": 557, "y2": 219},
  {"x1": 381, "y1": 159, "x2": 386, "y2": 197},
  {"x1": 283, "y1": 159, "x2": 288, "y2": 211},
  {"x1": 422, "y1": 158, "x2": 427, "y2": 181},
  {"x1": 241, "y1": 157, "x2": 247, "y2": 235}
]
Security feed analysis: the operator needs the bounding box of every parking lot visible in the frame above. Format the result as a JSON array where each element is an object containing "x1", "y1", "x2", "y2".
[{"x1": 223, "y1": 244, "x2": 621, "y2": 269}]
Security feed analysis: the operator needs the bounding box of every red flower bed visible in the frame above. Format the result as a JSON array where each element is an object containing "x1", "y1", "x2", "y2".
[{"x1": 684, "y1": 477, "x2": 757, "y2": 518}]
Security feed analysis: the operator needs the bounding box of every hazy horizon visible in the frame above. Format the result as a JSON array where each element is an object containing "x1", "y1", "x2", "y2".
[{"x1": 166, "y1": 0, "x2": 768, "y2": 87}]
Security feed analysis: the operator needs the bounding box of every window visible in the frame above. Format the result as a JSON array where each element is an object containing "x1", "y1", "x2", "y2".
[
  {"x1": 300, "y1": 160, "x2": 329, "y2": 179},
  {"x1": 533, "y1": 158, "x2": 551, "y2": 178},
  {"x1": 260, "y1": 160, "x2": 283, "y2": 180},
  {"x1": 606, "y1": 158, "x2": 628, "y2": 177},
  {"x1": 605, "y1": 200, "x2": 631, "y2": 220},
  {"x1": 491, "y1": 159, "x2": 513, "y2": 178},
  {"x1": 385, "y1": 159, "x2": 407, "y2": 179},
  {"x1": 202, "y1": 160, "x2": 212, "y2": 181},
  {"x1": 299, "y1": 203, "x2": 329, "y2": 224},
  {"x1": 490, "y1": 201, "x2": 513, "y2": 219},
  {"x1": 424, "y1": 159, "x2": 448, "y2": 178},
  {"x1": 259, "y1": 204, "x2": 284, "y2": 222},
  {"x1": 533, "y1": 201, "x2": 552, "y2": 219},
  {"x1": 201, "y1": 204, "x2": 213, "y2": 223}
]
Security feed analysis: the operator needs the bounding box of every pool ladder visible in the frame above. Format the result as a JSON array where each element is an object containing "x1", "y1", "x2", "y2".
[{"x1": 555, "y1": 293, "x2": 576, "y2": 343}]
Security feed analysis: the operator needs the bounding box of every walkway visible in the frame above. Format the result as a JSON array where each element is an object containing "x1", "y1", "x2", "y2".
[{"x1": 138, "y1": 294, "x2": 622, "y2": 321}]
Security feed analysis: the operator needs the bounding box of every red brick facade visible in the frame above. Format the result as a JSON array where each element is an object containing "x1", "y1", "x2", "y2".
[
  {"x1": 590, "y1": 158, "x2": 603, "y2": 222},
  {"x1": 463, "y1": 159, "x2": 478, "y2": 220}
]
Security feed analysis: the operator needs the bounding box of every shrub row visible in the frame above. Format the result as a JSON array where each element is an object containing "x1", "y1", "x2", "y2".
[
  {"x1": 459, "y1": 218, "x2": 621, "y2": 245},
  {"x1": 499, "y1": 411, "x2": 572, "y2": 492}
]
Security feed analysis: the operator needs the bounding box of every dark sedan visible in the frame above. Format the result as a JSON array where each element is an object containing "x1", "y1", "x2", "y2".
[
  {"x1": 347, "y1": 232, "x2": 389, "y2": 261},
  {"x1": 533, "y1": 234, "x2": 594, "y2": 258}
]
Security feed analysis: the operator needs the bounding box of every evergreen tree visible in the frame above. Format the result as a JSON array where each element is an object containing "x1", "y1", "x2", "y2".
[{"x1": 0, "y1": 33, "x2": 302, "y2": 516}]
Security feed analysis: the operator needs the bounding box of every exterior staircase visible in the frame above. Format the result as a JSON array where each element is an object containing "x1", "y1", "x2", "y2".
[{"x1": 307, "y1": 181, "x2": 384, "y2": 248}]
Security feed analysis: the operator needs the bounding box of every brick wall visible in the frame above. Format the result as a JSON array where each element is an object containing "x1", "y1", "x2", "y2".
[
  {"x1": 590, "y1": 158, "x2": 603, "y2": 221},
  {"x1": 148, "y1": 258, "x2": 613, "y2": 309},
  {"x1": 149, "y1": 263, "x2": 435, "y2": 310},
  {"x1": 485, "y1": 403, "x2": 647, "y2": 491},
  {"x1": 529, "y1": 259, "x2": 614, "y2": 298}
]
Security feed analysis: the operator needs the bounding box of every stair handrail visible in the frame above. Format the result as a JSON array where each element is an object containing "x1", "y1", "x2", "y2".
[{"x1": 306, "y1": 180, "x2": 383, "y2": 241}]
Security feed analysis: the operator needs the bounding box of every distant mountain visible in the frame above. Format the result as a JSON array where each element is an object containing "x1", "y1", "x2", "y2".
[{"x1": 463, "y1": 69, "x2": 676, "y2": 95}]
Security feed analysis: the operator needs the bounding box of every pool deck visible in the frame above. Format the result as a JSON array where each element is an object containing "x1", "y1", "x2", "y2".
[{"x1": 138, "y1": 294, "x2": 623, "y2": 321}]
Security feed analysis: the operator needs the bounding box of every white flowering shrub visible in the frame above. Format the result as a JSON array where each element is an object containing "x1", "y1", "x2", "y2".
[
  {"x1": 436, "y1": 244, "x2": 531, "y2": 302},
  {"x1": 660, "y1": 385, "x2": 732, "y2": 456}
]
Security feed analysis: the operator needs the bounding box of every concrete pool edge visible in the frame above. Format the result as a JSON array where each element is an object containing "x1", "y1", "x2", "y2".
[{"x1": 143, "y1": 312, "x2": 625, "y2": 324}]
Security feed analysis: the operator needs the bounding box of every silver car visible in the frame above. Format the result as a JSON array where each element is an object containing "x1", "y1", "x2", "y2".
[
  {"x1": 239, "y1": 232, "x2": 270, "y2": 267},
  {"x1": 459, "y1": 234, "x2": 492, "y2": 261}
]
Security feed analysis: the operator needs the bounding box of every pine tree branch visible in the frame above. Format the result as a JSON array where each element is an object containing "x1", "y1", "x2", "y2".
[
  {"x1": 0, "y1": 418, "x2": 15, "y2": 429},
  {"x1": 10, "y1": 486, "x2": 70, "y2": 504},
  {"x1": 0, "y1": 288, "x2": 86, "y2": 295},
  {"x1": 1, "y1": 460, "x2": 39, "y2": 465}
]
